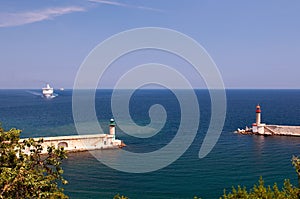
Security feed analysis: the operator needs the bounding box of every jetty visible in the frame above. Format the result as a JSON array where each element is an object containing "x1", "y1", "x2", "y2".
[
  {"x1": 237, "y1": 105, "x2": 300, "y2": 136},
  {"x1": 21, "y1": 119, "x2": 125, "y2": 154}
]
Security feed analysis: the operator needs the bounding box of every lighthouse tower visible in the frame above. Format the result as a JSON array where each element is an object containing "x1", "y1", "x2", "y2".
[
  {"x1": 252, "y1": 104, "x2": 265, "y2": 134},
  {"x1": 256, "y1": 105, "x2": 261, "y2": 125},
  {"x1": 109, "y1": 118, "x2": 116, "y2": 139}
]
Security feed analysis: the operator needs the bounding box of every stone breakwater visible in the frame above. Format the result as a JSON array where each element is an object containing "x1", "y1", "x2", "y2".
[
  {"x1": 20, "y1": 119, "x2": 125, "y2": 154},
  {"x1": 262, "y1": 125, "x2": 300, "y2": 136},
  {"x1": 20, "y1": 133, "x2": 124, "y2": 154},
  {"x1": 237, "y1": 105, "x2": 300, "y2": 136},
  {"x1": 237, "y1": 125, "x2": 300, "y2": 136}
]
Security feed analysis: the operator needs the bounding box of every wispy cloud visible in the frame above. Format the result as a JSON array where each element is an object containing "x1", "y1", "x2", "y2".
[
  {"x1": 0, "y1": 1, "x2": 162, "y2": 28},
  {"x1": 0, "y1": 6, "x2": 86, "y2": 28},
  {"x1": 88, "y1": 0, "x2": 163, "y2": 12}
]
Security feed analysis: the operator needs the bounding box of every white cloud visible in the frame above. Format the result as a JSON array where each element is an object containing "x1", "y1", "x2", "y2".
[
  {"x1": 0, "y1": 1, "x2": 163, "y2": 28},
  {"x1": 0, "y1": 6, "x2": 86, "y2": 28},
  {"x1": 88, "y1": 0, "x2": 163, "y2": 12}
]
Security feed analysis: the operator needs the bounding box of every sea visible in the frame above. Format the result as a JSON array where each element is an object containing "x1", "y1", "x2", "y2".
[{"x1": 0, "y1": 89, "x2": 300, "y2": 199}]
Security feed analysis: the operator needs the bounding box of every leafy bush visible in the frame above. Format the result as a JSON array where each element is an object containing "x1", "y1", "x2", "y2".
[
  {"x1": 0, "y1": 124, "x2": 68, "y2": 199},
  {"x1": 221, "y1": 177, "x2": 300, "y2": 199}
]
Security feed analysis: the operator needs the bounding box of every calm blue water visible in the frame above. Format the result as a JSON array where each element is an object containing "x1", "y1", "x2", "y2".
[{"x1": 1, "y1": 89, "x2": 300, "y2": 198}]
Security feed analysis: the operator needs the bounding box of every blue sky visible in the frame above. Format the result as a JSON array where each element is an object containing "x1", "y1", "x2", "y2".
[{"x1": 0, "y1": 0, "x2": 299, "y2": 89}]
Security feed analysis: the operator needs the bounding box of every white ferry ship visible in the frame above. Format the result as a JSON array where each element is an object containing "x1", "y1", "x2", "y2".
[{"x1": 42, "y1": 83, "x2": 54, "y2": 98}]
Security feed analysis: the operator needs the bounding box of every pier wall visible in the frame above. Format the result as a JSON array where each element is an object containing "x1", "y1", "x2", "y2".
[
  {"x1": 237, "y1": 105, "x2": 300, "y2": 137},
  {"x1": 21, "y1": 134, "x2": 122, "y2": 154},
  {"x1": 264, "y1": 125, "x2": 300, "y2": 136}
]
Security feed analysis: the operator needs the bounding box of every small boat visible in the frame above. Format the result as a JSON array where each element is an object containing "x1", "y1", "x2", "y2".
[{"x1": 42, "y1": 83, "x2": 54, "y2": 98}]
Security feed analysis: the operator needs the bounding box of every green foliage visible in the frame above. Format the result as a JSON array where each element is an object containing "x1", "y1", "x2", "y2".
[
  {"x1": 114, "y1": 193, "x2": 129, "y2": 199},
  {"x1": 193, "y1": 196, "x2": 202, "y2": 199},
  {"x1": 292, "y1": 156, "x2": 300, "y2": 174},
  {"x1": 221, "y1": 177, "x2": 300, "y2": 199},
  {"x1": 292, "y1": 155, "x2": 300, "y2": 188},
  {"x1": 0, "y1": 124, "x2": 68, "y2": 199}
]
